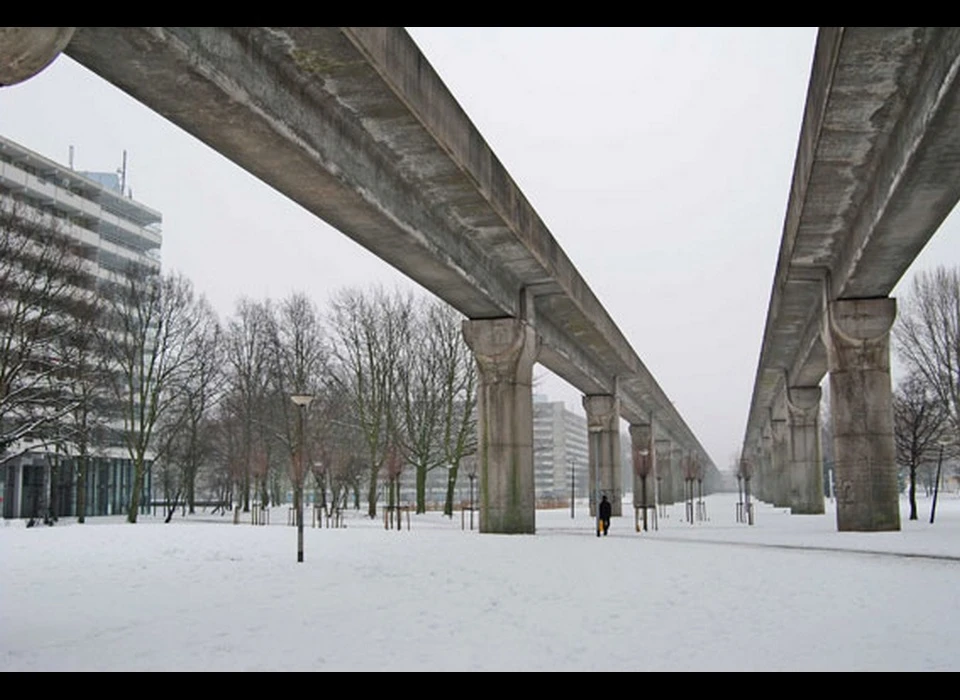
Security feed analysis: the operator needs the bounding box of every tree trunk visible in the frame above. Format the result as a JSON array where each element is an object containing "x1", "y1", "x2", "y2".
[
  {"x1": 260, "y1": 476, "x2": 269, "y2": 507},
  {"x1": 367, "y1": 469, "x2": 379, "y2": 518},
  {"x1": 443, "y1": 464, "x2": 458, "y2": 517},
  {"x1": 396, "y1": 478, "x2": 402, "y2": 531},
  {"x1": 416, "y1": 466, "x2": 426, "y2": 514},
  {"x1": 47, "y1": 460, "x2": 59, "y2": 524},
  {"x1": 77, "y1": 458, "x2": 87, "y2": 523},
  {"x1": 127, "y1": 460, "x2": 144, "y2": 523},
  {"x1": 186, "y1": 465, "x2": 196, "y2": 514},
  {"x1": 909, "y1": 465, "x2": 918, "y2": 520},
  {"x1": 164, "y1": 487, "x2": 182, "y2": 523}
]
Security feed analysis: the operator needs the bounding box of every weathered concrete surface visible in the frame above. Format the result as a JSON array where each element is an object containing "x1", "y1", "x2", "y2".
[
  {"x1": 786, "y1": 386, "x2": 824, "y2": 514},
  {"x1": 23, "y1": 27, "x2": 717, "y2": 476},
  {"x1": 824, "y1": 298, "x2": 900, "y2": 531},
  {"x1": 463, "y1": 318, "x2": 538, "y2": 534},
  {"x1": 0, "y1": 27, "x2": 74, "y2": 86},
  {"x1": 742, "y1": 28, "x2": 960, "y2": 530},
  {"x1": 760, "y1": 430, "x2": 774, "y2": 504},
  {"x1": 584, "y1": 395, "x2": 622, "y2": 517},
  {"x1": 655, "y1": 439, "x2": 674, "y2": 505},
  {"x1": 771, "y1": 418, "x2": 790, "y2": 508},
  {"x1": 671, "y1": 446, "x2": 686, "y2": 508}
]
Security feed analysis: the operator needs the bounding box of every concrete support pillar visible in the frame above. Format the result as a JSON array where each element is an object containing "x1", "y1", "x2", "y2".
[
  {"x1": 824, "y1": 298, "x2": 900, "y2": 532},
  {"x1": 786, "y1": 386, "x2": 825, "y2": 514},
  {"x1": 739, "y1": 457, "x2": 756, "y2": 525},
  {"x1": 750, "y1": 445, "x2": 764, "y2": 505},
  {"x1": 462, "y1": 318, "x2": 539, "y2": 534},
  {"x1": 671, "y1": 446, "x2": 685, "y2": 507},
  {"x1": 655, "y1": 439, "x2": 674, "y2": 505},
  {"x1": 771, "y1": 416, "x2": 789, "y2": 508},
  {"x1": 680, "y1": 451, "x2": 697, "y2": 520},
  {"x1": 629, "y1": 423, "x2": 655, "y2": 508},
  {"x1": 583, "y1": 394, "x2": 622, "y2": 517},
  {"x1": 760, "y1": 429, "x2": 773, "y2": 504}
]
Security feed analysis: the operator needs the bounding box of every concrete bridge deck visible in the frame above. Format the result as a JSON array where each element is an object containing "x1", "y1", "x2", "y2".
[
  {"x1": 741, "y1": 28, "x2": 960, "y2": 530},
  {"x1": 0, "y1": 27, "x2": 722, "y2": 532}
]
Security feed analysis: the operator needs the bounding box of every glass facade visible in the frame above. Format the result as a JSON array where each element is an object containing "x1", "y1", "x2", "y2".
[{"x1": 2, "y1": 459, "x2": 153, "y2": 520}]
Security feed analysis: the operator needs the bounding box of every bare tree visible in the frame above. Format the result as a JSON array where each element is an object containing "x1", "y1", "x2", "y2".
[
  {"x1": 46, "y1": 286, "x2": 109, "y2": 523},
  {"x1": 395, "y1": 299, "x2": 477, "y2": 515},
  {"x1": 206, "y1": 409, "x2": 238, "y2": 511},
  {"x1": 309, "y1": 387, "x2": 364, "y2": 523},
  {"x1": 894, "y1": 372, "x2": 948, "y2": 520},
  {"x1": 429, "y1": 302, "x2": 477, "y2": 518},
  {"x1": 222, "y1": 298, "x2": 274, "y2": 511},
  {"x1": 153, "y1": 298, "x2": 223, "y2": 521},
  {"x1": 102, "y1": 265, "x2": 210, "y2": 523},
  {"x1": 894, "y1": 266, "x2": 960, "y2": 439},
  {"x1": 327, "y1": 287, "x2": 412, "y2": 518},
  {"x1": 0, "y1": 199, "x2": 96, "y2": 464},
  {"x1": 396, "y1": 301, "x2": 446, "y2": 513}
]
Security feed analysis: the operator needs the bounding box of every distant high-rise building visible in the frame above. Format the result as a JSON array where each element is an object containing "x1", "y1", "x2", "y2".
[
  {"x1": 533, "y1": 395, "x2": 588, "y2": 505},
  {"x1": 0, "y1": 134, "x2": 162, "y2": 519}
]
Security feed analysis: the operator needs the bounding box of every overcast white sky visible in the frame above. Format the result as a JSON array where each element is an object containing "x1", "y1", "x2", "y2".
[{"x1": 1, "y1": 27, "x2": 957, "y2": 471}]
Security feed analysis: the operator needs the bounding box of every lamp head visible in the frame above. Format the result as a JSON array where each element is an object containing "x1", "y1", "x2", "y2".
[{"x1": 290, "y1": 394, "x2": 314, "y2": 407}]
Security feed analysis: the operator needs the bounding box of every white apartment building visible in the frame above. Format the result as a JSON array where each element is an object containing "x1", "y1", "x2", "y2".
[
  {"x1": 396, "y1": 395, "x2": 591, "y2": 511},
  {"x1": 0, "y1": 134, "x2": 162, "y2": 520},
  {"x1": 532, "y1": 395, "x2": 589, "y2": 505}
]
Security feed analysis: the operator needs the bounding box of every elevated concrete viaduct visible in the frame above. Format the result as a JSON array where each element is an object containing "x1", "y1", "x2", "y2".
[
  {"x1": 742, "y1": 28, "x2": 960, "y2": 531},
  {"x1": 1, "y1": 27, "x2": 718, "y2": 533}
]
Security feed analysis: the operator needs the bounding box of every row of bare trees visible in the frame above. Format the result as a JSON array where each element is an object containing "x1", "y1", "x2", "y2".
[
  {"x1": 162, "y1": 285, "x2": 477, "y2": 523},
  {"x1": 325, "y1": 288, "x2": 476, "y2": 517},
  {"x1": 1, "y1": 199, "x2": 478, "y2": 525}
]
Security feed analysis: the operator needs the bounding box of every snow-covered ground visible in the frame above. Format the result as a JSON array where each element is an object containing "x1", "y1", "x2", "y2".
[{"x1": 2, "y1": 490, "x2": 959, "y2": 671}]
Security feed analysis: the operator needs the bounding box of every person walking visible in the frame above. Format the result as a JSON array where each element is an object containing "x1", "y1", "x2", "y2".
[{"x1": 598, "y1": 494, "x2": 612, "y2": 536}]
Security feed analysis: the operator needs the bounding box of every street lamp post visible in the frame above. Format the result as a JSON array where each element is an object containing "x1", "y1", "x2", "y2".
[
  {"x1": 468, "y1": 467, "x2": 477, "y2": 530},
  {"x1": 569, "y1": 458, "x2": 576, "y2": 519},
  {"x1": 742, "y1": 459, "x2": 754, "y2": 526},
  {"x1": 930, "y1": 435, "x2": 955, "y2": 525},
  {"x1": 290, "y1": 394, "x2": 314, "y2": 563}
]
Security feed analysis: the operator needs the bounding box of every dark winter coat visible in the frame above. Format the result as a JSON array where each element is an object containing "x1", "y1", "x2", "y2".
[{"x1": 599, "y1": 497, "x2": 611, "y2": 521}]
